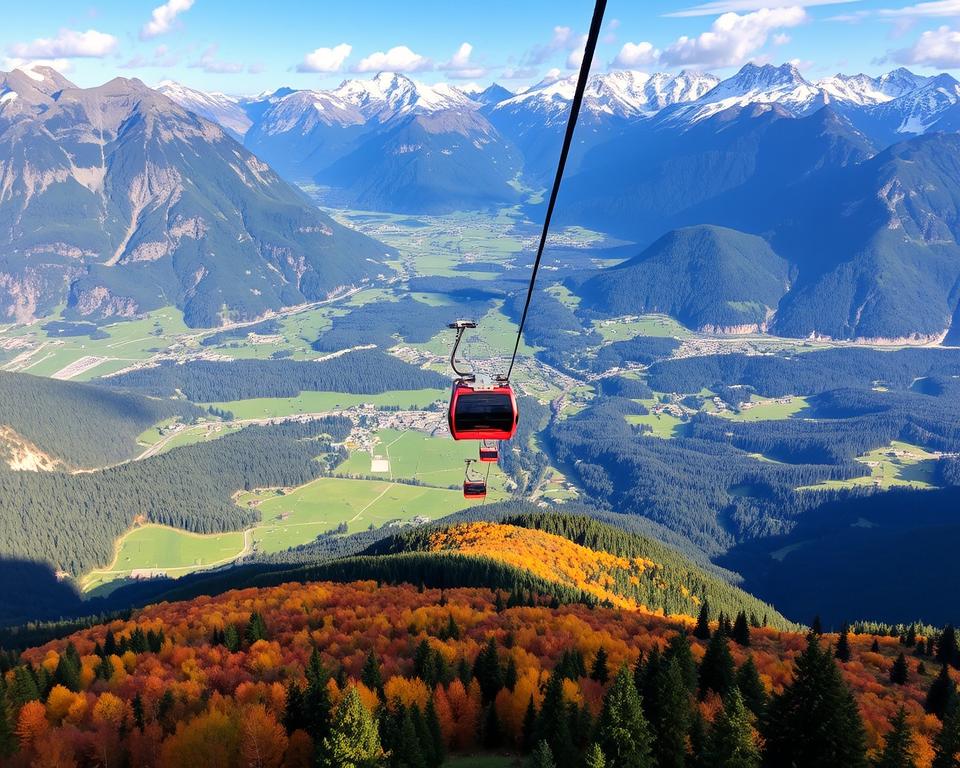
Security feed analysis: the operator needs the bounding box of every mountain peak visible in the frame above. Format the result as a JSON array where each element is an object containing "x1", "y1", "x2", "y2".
[{"x1": 731, "y1": 62, "x2": 809, "y2": 90}]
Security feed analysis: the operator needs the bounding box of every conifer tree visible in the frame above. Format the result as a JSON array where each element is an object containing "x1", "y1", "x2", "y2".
[
  {"x1": 321, "y1": 686, "x2": 383, "y2": 768},
  {"x1": 906, "y1": 625, "x2": 918, "y2": 648},
  {"x1": 531, "y1": 740, "x2": 557, "y2": 768},
  {"x1": 361, "y1": 649, "x2": 385, "y2": 696},
  {"x1": 836, "y1": 624, "x2": 852, "y2": 663},
  {"x1": 694, "y1": 602, "x2": 712, "y2": 640},
  {"x1": 926, "y1": 665, "x2": 958, "y2": 719},
  {"x1": 875, "y1": 707, "x2": 917, "y2": 768},
  {"x1": 245, "y1": 611, "x2": 268, "y2": 644},
  {"x1": 536, "y1": 672, "x2": 575, "y2": 767},
  {"x1": 872, "y1": 638, "x2": 881, "y2": 653},
  {"x1": 591, "y1": 647, "x2": 610, "y2": 685},
  {"x1": 933, "y1": 701, "x2": 960, "y2": 768},
  {"x1": 224, "y1": 624, "x2": 240, "y2": 652},
  {"x1": 54, "y1": 653, "x2": 80, "y2": 692},
  {"x1": 505, "y1": 656, "x2": 518, "y2": 691},
  {"x1": 699, "y1": 631, "x2": 736, "y2": 700},
  {"x1": 0, "y1": 688, "x2": 14, "y2": 759},
  {"x1": 283, "y1": 681, "x2": 306, "y2": 734},
  {"x1": 736, "y1": 656, "x2": 769, "y2": 718},
  {"x1": 891, "y1": 653, "x2": 910, "y2": 685},
  {"x1": 647, "y1": 657, "x2": 692, "y2": 768},
  {"x1": 132, "y1": 693, "x2": 145, "y2": 731},
  {"x1": 424, "y1": 697, "x2": 445, "y2": 768},
  {"x1": 665, "y1": 632, "x2": 697, "y2": 694},
  {"x1": 939, "y1": 626, "x2": 959, "y2": 669},
  {"x1": 393, "y1": 706, "x2": 426, "y2": 768},
  {"x1": 732, "y1": 611, "x2": 751, "y2": 647},
  {"x1": 705, "y1": 688, "x2": 760, "y2": 768},
  {"x1": 522, "y1": 695, "x2": 538, "y2": 752},
  {"x1": 584, "y1": 743, "x2": 606, "y2": 768},
  {"x1": 811, "y1": 616, "x2": 823, "y2": 636},
  {"x1": 762, "y1": 635, "x2": 868, "y2": 767},
  {"x1": 473, "y1": 636, "x2": 504, "y2": 703},
  {"x1": 596, "y1": 666, "x2": 654, "y2": 768},
  {"x1": 305, "y1": 647, "x2": 333, "y2": 741}
]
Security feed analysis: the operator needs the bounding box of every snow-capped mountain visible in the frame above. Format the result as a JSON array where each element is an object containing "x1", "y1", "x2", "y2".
[
  {"x1": 492, "y1": 69, "x2": 719, "y2": 125},
  {"x1": 816, "y1": 73, "x2": 892, "y2": 107},
  {"x1": 331, "y1": 72, "x2": 477, "y2": 123},
  {"x1": 156, "y1": 81, "x2": 251, "y2": 139},
  {"x1": 866, "y1": 73, "x2": 960, "y2": 135},
  {"x1": 876, "y1": 67, "x2": 931, "y2": 99}
]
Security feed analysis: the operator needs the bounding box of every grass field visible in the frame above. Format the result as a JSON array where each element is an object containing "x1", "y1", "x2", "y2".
[
  {"x1": 717, "y1": 396, "x2": 810, "y2": 421},
  {"x1": 626, "y1": 411, "x2": 688, "y2": 438},
  {"x1": 593, "y1": 314, "x2": 691, "y2": 342},
  {"x1": 207, "y1": 389, "x2": 447, "y2": 419},
  {"x1": 799, "y1": 441, "x2": 939, "y2": 491},
  {"x1": 81, "y1": 525, "x2": 247, "y2": 592}
]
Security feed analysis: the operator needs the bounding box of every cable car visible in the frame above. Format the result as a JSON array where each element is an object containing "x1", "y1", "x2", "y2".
[
  {"x1": 462, "y1": 459, "x2": 487, "y2": 500},
  {"x1": 479, "y1": 440, "x2": 499, "y2": 463},
  {"x1": 446, "y1": 320, "x2": 519, "y2": 442}
]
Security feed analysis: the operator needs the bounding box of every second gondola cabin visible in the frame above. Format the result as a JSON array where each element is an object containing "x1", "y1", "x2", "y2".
[{"x1": 448, "y1": 376, "x2": 518, "y2": 441}]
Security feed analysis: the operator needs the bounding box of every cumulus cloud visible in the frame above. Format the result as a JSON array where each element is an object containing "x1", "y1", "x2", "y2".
[
  {"x1": 440, "y1": 42, "x2": 487, "y2": 79},
  {"x1": 141, "y1": 0, "x2": 195, "y2": 39},
  {"x1": 661, "y1": 7, "x2": 808, "y2": 68},
  {"x1": 528, "y1": 25, "x2": 584, "y2": 65},
  {"x1": 9, "y1": 28, "x2": 117, "y2": 58},
  {"x1": 297, "y1": 43, "x2": 352, "y2": 73},
  {"x1": 892, "y1": 24, "x2": 960, "y2": 66},
  {"x1": 189, "y1": 44, "x2": 243, "y2": 74},
  {"x1": 665, "y1": 0, "x2": 856, "y2": 16},
  {"x1": 354, "y1": 45, "x2": 431, "y2": 73},
  {"x1": 566, "y1": 34, "x2": 589, "y2": 69},
  {"x1": 612, "y1": 41, "x2": 661, "y2": 68}
]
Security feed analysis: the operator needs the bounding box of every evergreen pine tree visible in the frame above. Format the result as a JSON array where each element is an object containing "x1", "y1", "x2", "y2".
[
  {"x1": 926, "y1": 665, "x2": 958, "y2": 719},
  {"x1": 736, "y1": 656, "x2": 769, "y2": 718},
  {"x1": 321, "y1": 686, "x2": 383, "y2": 768},
  {"x1": 591, "y1": 647, "x2": 610, "y2": 685},
  {"x1": 393, "y1": 706, "x2": 426, "y2": 768},
  {"x1": 811, "y1": 616, "x2": 823, "y2": 636},
  {"x1": 688, "y1": 708, "x2": 708, "y2": 768},
  {"x1": 875, "y1": 707, "x2": 917, "y2": 768},
  {"x1": 483, "y1": 702, "x2": 502, "y2": 749},
  {"x1": 733, "y1": 611, "x2": 751, "y2": 647},
  {"x1": 647, "y1": 657, "x2": 692, "y2": 768},
  {"x1": 665, "y1": 632, "x2": 697, "y2": 694},
  {"x1": 933, "y1": 701, "x2": 960, "y2": 768},
  {"x1": 224, "y1": 624, "x2": 240, "y2": 652},
  {"x1": 762, "y1": 635, "x2": 868, "y2": 768},
  {"x1": 596, "y1": 666, "x2": 654, "y2": 768},
  {"x1": 872, "y1": 638, "x2": 881, "y2": 653},
  {"x1": 443, "y1": 614, "x2": 460, "y2": 641},
  {"x1": 705, "y1": 688, "x2": 760, "y2": 768},
  {"x1": 245, "y1": 612, "x2": 268, "y2": 644},
  {"x1": 54, "y1": 652, "x2": 81, "y2": 692},
  {"x1": 584, "y1": 743, "x2": 606, "y2": 768},
  {"x1": 906, "y1": 625, "x2": 918, "y2": 648},
  {"x1": 939, "y1": 626, "x2": 960, "y2": 669},
  {"x1": 505, "y1": 656, "x2": 518, "y2": 691},
  {"x1": 694, "y1": 601, "x2": 712, "y2": 640},
  {"x1": 424, "y1": 697, "x2": 445, "y2": 768},
  {"x1": 836, "y1": 624, "x2": 851, "y2": 663},
  {"x1": 531, "y1": 740, "x2": 556, "y2": 768},
  {"x1": 283, "y1": 681, "x2": 306, "y2": 734},
  {"x1": 536, "y1": 672, "x2": 576, "y2": 767},
  {"x1": 132, "y1": 693, "x2": 145, "y2": 731},
  {"x1": 0, "y1": 688, "x2": 14, "y2": 758},
  {"x1": 891, "y1": 653, "x2": 910, "y2": 685},
  {"x1": 361, "y1": 649, "x2": 385, "y2": 696},
  {"x1": 522, "y1": 695, "x2": 538, "y2": 752},
  {"x1": 473, "y1": 636, "x2": 504, "y2": 703},
  {"x1": 103, "y1": 630, "x2": 117, "y2": 656},
  {"x1": 305, "y1": 648, "x2": 333, "y2": 741},
  {"x1": 699, "y1": 631, "x2": 736, "y2": 700}
]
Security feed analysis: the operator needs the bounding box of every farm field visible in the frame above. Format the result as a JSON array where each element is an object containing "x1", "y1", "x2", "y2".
[
  {"x1": 625, "y1": 410, "x2": 688, "y2": 438},
  {"x1": 799, "y1": 441, "x2": 939, "y2": 491},
  {"x1": 593, "y1": 313, "x2": 691, "y2": 342},
  {"x1": 717, "y1": 395, "x2": 810, "y2": 421},
  {"x1": 81, "y1": 525, "x2": 247, "y2": 593}
]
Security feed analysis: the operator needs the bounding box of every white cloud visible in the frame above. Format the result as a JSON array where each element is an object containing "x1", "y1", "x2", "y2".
[
  {"x1": 529, "y1": 25, "x2": 581, "y2": 65},
  {"x1": 602, "y1": 18, "x2": 621, "y2": 45},
  {"x1": 141, "y1": 0, "x2": 195, "y2": 39},
  {"x1": 2, "y1": 57, "x2": 73, "y2": 75},
  {"x1": 566, "y1": 34, "x2": 589, "y2": 69},
  {"x1": 661, "y1": 7, "x2": 808, "y2": 68},
  {"x1": 440, "y1": 42, "x2": 487, "y2": 79},
  {"x1": 541, "y1": 67, "x2": 564, "y2": 84},
  {"x1": 773, "y1": 32, "x2": 792, "y2": 44},
  {"x1": 354, "y1": 45, "x2": 431, "y2": 73},
  {"x1": 9, "y1": 28, "x2": 117, "y2": 58},
  {"x1": 892, "y1": 24, "x2": 960, "y2": 66},
  {"x1": 297, "y1": 43, "x2": 352, "y2": 73},
  {"x1": 880, "y1": 0, "x2": 960, "y2": 16},
  {"x1": 120, "y1": 44, "x2": 181, "y2": 69},
  {"x1": 612, "y1": 41, "x2": 661, "y2": 68},
  {"x1": 189, "y1": 44, "x2": 243, "y2": 74},
  {"x1": 665, "y1": 0, "x2": 857, "y2": 17}
]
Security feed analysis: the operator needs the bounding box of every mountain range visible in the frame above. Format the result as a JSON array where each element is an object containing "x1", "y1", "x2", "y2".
[{"x1": 0, "y1": 66, "x2": 389, "y2": 327}]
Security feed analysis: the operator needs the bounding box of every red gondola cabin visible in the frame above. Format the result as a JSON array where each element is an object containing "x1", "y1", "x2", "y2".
[
  {"x1": 463, "y1": 480, "x2": 487, "y2": 499},
  {"x1": 448, "y1": 379, "x2": 518, "y2": 441},
  {"x1": 479, "y1": 442, "x2": 498, "y2": 462}
]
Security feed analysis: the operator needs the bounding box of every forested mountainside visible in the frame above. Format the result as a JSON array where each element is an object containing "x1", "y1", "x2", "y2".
[
  {"x1": 2, "y1": 578, "x2": 959, "y2": 767},
  {"x1": 0, "y1": 372, "x2": 199, "y2": 467},
  {"x1": 0, "y1": 68, "x2": 390, "y2": 327}
]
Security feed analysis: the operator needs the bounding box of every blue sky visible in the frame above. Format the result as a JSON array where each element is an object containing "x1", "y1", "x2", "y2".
[{"x1": 3, "y1": 0, "x2": 960, "y2": 93}]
